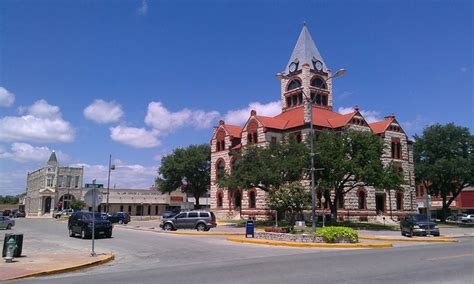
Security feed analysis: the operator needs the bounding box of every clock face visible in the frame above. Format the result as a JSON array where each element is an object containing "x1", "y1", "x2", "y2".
[
  {"x1": 289, "y1": 62, "x2": 297, "y2": 73},
  {"x1": 314, "y1": 60, "x2": 323, "y2": 72}
]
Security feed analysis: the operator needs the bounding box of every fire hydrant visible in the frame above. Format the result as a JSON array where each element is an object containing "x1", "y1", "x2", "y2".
[{"x1": 4, "y1": 237, "x2": 17, "y2": 263}]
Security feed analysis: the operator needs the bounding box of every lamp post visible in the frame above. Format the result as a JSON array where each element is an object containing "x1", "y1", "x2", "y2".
[
  {"x1": 106, "y1": 154, "x2": 115, "y2": 214},
  {"x1": 276, "y1": 68, "x2": 346, "y2": 232}
]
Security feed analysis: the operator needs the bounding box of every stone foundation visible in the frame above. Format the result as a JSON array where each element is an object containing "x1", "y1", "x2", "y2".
[{"x1": 255, "y1": 232, "x2": 324, "y2": 243}]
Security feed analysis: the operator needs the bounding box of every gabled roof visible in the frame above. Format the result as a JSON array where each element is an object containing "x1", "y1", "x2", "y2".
[
  {"x1": 274, "y1": 106, "x2": 343, "y2": 129},
  {"x1": 223, "y1": 125, "x2": 243, "y2": 138},
  {"x1": 285, "y1": 24, "x2": 327, "y2": 73},
  {"x1": 369, "y1": 117, "x2": 394, "y2": 134},
  {"x1": 255, "y1": 115, "x2": 288, "y2": 130},
  {"x1": 328, "y1": 111, "x2": 357, "y2": 128}
]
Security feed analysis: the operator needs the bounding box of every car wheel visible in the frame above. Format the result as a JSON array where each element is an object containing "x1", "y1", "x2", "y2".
[
  {"x1": 106, "y1": 230, "x2": 112, "y2": 238},
  {"x1": 401, "y1": 229, "x2": 405, "y2": 236},
  {"x1": 81, "y1": 228, "x2": 87, "y2": 239},
  {"x1": 118, "y1": 220, "x2": 124, "y2": 224},
  {"x1": 196, "y1": 223, "x2": 206, "y2": 232},
  {"x1": 69, "y1": 228, "x2": 75, "y2": 237},
  {"x1": 408, "y1": 228, "x2": 413, "y2": 238},
  {"x1": 163, "y1": 223, "x2": 173, "y2": 231},
  {"x1": 6, "y1": 224, "x2": 12, "y2": 230}
]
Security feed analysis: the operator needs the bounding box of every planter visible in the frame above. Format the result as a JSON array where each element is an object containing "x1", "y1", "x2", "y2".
[{"x1": 255, "y1": 232, "x2": 324, "y2": 243}]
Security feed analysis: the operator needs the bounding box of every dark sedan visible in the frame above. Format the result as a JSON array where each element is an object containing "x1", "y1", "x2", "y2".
[
  {"x1": 106, "y1": 212, "x2": 131, "y2": 224},
  {"x1": 68, "y1": 211, "x2": 113, "y2": 239},
  {"x1": 400, "y1": 213, "x2": 440, "y2": 237}
]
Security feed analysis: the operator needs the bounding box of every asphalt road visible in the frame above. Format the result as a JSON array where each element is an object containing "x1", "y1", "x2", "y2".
[{"x1": 4, "y1": 219, "x2": 474, "y2": 283}]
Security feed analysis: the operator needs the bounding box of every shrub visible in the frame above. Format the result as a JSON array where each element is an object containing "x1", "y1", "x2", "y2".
[
  {"x1": 264, "y1": 227, "x2": 290, "y2": 233},
  {"x1": 315, "y1": 226, "x2": 358, "y2": 243}
]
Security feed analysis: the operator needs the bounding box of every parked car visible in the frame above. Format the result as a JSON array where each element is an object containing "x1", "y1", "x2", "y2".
[
  {"x1": 461, "y1": 214, "x2": 474, "y2": 223},
  {"x1": 0, "y1": 216, "x2": 15, "y2": 230},
  {"x1": 400, "y1": 213, "x2": 440, "y2": 237},
  {"x1": 106, "y1": 212, "x2": 131, "y2": 224},
  {"x1": 53, "y1": 209, "x2": 74, "y2": 219},
  {"x1": 160, "y1": 211, "x2": 217, "y2": 231},
  {"x1": 11, "y1": 209, "x2": 26, "y2": 218},
  {"x1": 2, "y1": 210, "x2": 12, "y2": 217},
  {"x1": 162, "y1": 211, "x2": 179, "y2": 219},
  {"x1": 446, "y1": 213, "x2": 467, "y2": 222},
  {"x1": 68, "y1": 211, "x2": 113, "y2": 239}
]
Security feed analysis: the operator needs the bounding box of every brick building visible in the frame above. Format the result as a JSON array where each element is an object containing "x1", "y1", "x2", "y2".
[
  {"x1": 416, "y1": 183, "x2": 474, "y2": 217},
  {"x1": 210, "y1": 24, "x2": 417, "y2": 221}
]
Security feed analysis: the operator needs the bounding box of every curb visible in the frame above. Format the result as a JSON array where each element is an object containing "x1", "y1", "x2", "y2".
[
  {"x1": 359, "y1": 236, "x2": 458, "y2": 243},
  {"x1": 5, "y1": 254, "x2": 115, "y2": 281},
  {"x1": 116, "y1": 225, "x2": 245, "y2": 236},
  {"x1": 226, "y1": 237, "x2": 393, "y2": 248}
]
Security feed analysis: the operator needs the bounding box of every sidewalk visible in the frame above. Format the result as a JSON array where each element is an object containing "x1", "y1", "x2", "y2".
[{"x1": 0, "y1": 252, "x2": 113, "y2": 281}]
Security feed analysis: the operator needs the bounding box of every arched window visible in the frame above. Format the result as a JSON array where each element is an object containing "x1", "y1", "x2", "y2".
[
  {"x1": 287, "y1": 79, "x2": 302, "y2": 91},
  {"x1": 247, "y1": 120, "x2": 258, "y2": 145},
  {"x1": 396, "y1": 192, "x2": 403, "y2": 210},
  {"x1": 216, "y1": 160, "x2": 225, "y2": 180},
  {"x1": 311, "y1": 77, "x2": 326, "y2": 89},
  {"x1": 231, "y1": 158, "x2": 239, "y2": 174},
  {"x1": 358, "y1": 190, "x2": 366, "y2": 209},
  {"x1": 249, "y1": 190, "x2": 256, "y2": 209},
  {"x1": 338, "y1": 194, "x2": 344, "y2": 209},
  {"x1": 217, "y1": 191, "x2": 223, "y2": 208}
]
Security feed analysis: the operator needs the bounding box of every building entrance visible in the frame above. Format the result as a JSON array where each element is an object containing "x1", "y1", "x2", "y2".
[{"x1": 375, "y1": 193, "x2": 385, "y2": 214}]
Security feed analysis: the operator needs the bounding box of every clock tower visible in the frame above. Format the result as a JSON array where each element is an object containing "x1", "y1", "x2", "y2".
[{"x1": 278, "y1": 24, "x2": 334, "y2": 112}]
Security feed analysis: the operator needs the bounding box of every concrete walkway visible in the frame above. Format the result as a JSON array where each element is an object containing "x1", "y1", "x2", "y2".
[{"x1": 0, "y1": 252, "x2": 113, "y2": 281}]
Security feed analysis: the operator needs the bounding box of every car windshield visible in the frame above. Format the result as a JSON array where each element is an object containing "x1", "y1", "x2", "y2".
[
  {"x1": 82, "y1": 213, "x2": 104, "y2": 221},
  {"x1": 412, "y1": 215, "x2": 429, "y2": 222}
]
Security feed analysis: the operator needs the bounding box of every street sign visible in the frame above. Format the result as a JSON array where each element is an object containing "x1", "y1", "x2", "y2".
[
  {"x1": 84, "y1": 189, "x2": 103, "y2": 207},
  {"x1": 85, "y1": 183, "x2": 104, "y2": 188},
  {"x1": 423, "y1": 194, "x2": 431, "y2": 208}
]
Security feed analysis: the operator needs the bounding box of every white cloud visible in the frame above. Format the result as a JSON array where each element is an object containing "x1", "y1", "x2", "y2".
[
  {"x1": 72, "y1": 162, "x2": 157, "y2": 189},
  {"x1": 110, "y1": 125, "x2": 160, "y2": 148},
  {"x1": 0, "y1": 143, "x2": 68, "y2": 163},
  {"x1": 223, "y1": 101, "x2": 281, "y2": 125},
  {"x1": 137, "y1": 0, "x2": 148, "y2": 15},
  {"x1": 402, "y1": 115, "x2": 434, "y2": 136},
  {"x1": 144, "y1": 101, "x2": 219, "y2": 132},
  {"x1": 338, "y1": 106, "x2": 381, "y2": 123},
  {"x1": 0, "y1": 100, "x2": 74, "y2": 143},
  {"x1": 0, "y1": 170, "x2": 27, "y2": 195},
  {"x1": 0, "y1": 87, "x2": 15, "y2": 107},
  {"x1": 84, "y1": 99, "x2": 124, "y2": 124}
]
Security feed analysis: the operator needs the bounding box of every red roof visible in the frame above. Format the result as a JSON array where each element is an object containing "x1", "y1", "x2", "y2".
[
  {"x1": 223, "y1": 125, "x2": 243, "y2": 138},
  {"x1": 369, "y1": 118, "x2": 394, "y2": 134},
  {"x1": 273, "y1": 106, "x2": 348, "y2": 129},
  {"x1": 255, "y1": 115, "x2": 288, "y2": 130}
]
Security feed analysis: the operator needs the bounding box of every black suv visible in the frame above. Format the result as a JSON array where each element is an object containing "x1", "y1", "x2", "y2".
[
  {"x1": 160, "y1": 211, "x2": 217, "y2": 231},
  {"x1": 107, "y1": 212, "x2": 131, "y2": 224},
  {"x1": 400, "y1": 213, "x2": 440, "y2": 237},
  {"x1": 68, "y1": 211, "x2": 113, "y2": 239}
]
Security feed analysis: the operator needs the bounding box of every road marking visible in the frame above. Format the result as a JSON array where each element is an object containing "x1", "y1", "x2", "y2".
[{"x1": 426, "y1": 253, "x2": 474, "y2": 261}]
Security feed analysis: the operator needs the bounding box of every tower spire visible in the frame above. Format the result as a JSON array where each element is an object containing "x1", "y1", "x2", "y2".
[
  {"x1": 284, "y1": 24, "x2": 326, "y2": 73},
  {"x1": 47, "y1": 150, "x2": 58, "y2": 166}
]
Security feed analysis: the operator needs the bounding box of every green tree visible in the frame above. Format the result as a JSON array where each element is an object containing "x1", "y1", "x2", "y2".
[
  {"x1": 156, "y1": 144, "x2": 211, "y2": 209},
  {"x1": 267, "y1": 182, "x2": 311, "y2": 225},
  {"x1": 414, "y1": 123, "x2": 473, "y2": 221},
  {"x1": 314, "y1": 130, "x2": 401, "y2": 222},
  {"x1": 218, "y1": 136, "x2": 309, "y2": 191},
  {"x1": 0, "y1": 195, "x2": 20, "y2": 204},
  {"x1": 380, "y1": 162, "x2": 405, "y2": 219},
  {"x1": 70, "y1": 200, "x2": 87, "y2": 211}
]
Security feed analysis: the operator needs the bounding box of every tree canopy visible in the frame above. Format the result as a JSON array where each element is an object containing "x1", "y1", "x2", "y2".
[
  {"x1": 314, "y1": 130, "x2": 403, "y2": 220},
  {"x1": 156, "y1": 144, "x2": 211, "y2": 208},
  {"x1": 267, "y1": 182, "x2": 311, "y2": 225},
  {"x1": 217, "y1": 137, "x2": 309, "y2": 191},
  {"x1": 414, "y1": 123, "x2": 473, "y2": 221}
]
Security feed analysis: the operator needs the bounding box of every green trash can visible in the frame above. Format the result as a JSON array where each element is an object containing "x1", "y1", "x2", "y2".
[{"x1": 2, "y1": 234, "x2": 23, "y2": 257}]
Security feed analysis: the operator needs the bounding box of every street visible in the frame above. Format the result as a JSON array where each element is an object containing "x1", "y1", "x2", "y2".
[{"x1": 2, "y1": 219, "x2": 473, "y2": 283}]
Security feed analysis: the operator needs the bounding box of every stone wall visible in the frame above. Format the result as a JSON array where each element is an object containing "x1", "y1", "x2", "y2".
[{"x1": 256, "y1": 232, "x2": 324, "y2": 243}]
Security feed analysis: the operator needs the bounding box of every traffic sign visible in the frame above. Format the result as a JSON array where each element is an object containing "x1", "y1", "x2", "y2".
[{"x1": 84, "y1": 189, "x2": 103, "y2": 207}]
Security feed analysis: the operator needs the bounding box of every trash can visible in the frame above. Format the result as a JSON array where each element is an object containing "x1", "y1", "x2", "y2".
[{"x1": 2, "y1": 234, "x2": 23, "y2": 257}]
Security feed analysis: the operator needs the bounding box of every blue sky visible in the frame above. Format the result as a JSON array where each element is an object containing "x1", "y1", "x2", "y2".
[{"x1": 0, "y1": 0, "x2": 472, "y2": 194}]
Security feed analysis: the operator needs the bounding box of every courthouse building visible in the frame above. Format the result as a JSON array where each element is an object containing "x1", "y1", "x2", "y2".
[
  {"x1": 210, "y1": 24, "x2": 417, "y2": 221},
  {"x1": 24, "y1": 152, "x2": 187, "y2": 216}
]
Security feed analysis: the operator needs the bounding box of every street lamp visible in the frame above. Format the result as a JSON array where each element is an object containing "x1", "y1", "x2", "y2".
[
  {"x1": 276, "y1": 68, "x2": 346, "y2": 232},
  {"x1": 106, "y1": 154, "x2": 116, "y2": 214}
]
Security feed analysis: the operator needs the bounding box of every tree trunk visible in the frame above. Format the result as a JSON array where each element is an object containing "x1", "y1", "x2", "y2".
[
  {"x1": 441, "y1": 195, "x2": 448, "y2": 222},
  {"x1": 194, "y1": 193, "x2": 200, "y2": 209},
  {"x1": 388, "y1": 189, "x2": 393, "y2": 220}
]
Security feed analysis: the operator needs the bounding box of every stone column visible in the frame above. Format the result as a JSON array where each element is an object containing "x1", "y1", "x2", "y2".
[
  {"x1": 50, "y1": 196, "x2": 55, "y2": 214},
  {"x1": 38, "y1": 197, "x2": 43, "y2": 215}
]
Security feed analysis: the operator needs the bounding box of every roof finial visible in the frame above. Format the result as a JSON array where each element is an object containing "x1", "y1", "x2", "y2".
[{"x1": 303, "y1": 20, "x2": 307, "y2": 26}]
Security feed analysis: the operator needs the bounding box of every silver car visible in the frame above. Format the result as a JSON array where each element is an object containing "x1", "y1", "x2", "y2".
[{"x1": 0, "y1": 216, "x2": 15, "y2": 230}]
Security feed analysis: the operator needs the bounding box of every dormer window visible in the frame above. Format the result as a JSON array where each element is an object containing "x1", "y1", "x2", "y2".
[
  {"x1": 216, "y1": 129, "x2": 226, "y2": 152},
  {"x1": 287, "y1": 79, "x2": 302, "y2": 91},
  {"x1": 247, "y1": 120, "x2": 258, "y2": 144}
]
